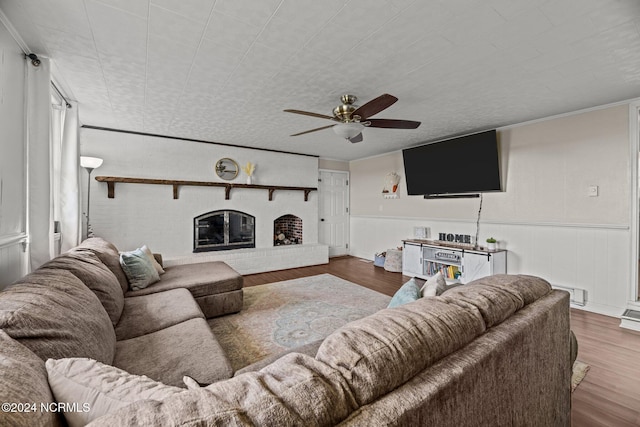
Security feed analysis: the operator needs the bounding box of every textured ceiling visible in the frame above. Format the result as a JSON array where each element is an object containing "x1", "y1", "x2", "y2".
[{"x1": 1, "y1": 0, "x2": 640, "y2": 160}]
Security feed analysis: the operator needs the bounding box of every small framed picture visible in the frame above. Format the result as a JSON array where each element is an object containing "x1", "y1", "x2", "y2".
[{"x1": 413, "y1": 227, "x2": 428, "y2": 239}]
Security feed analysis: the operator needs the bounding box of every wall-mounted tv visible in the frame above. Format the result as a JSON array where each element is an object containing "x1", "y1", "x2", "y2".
[{"x1": 402, "y1": 130, "x2": 501, "y2": 196}]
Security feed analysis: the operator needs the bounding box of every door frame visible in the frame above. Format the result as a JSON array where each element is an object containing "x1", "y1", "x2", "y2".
[
  {"x1": 318, "y1": 169, "x2": 350, "y2": 257},
  {"x1": 629, "y1": 100, "x2": 640, "y2": 306}
]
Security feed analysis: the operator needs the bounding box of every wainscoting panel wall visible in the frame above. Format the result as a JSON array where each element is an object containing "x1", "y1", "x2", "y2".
[
  {"x1": 0, "y1": 235, "x2": 27, "y2": 289},
  {"x1": 351, "y1": 215, "x2": 630, "y2": 316},
  {"x1": 348, "y1": 104, "x2": 632, "y2": 317},
  {"x1": 0, "y1": 17, "x2": 28, "y2": 287}
]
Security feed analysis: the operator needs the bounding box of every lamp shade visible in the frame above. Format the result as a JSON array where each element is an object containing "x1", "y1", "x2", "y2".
[
  {"x1": 80, "y1": 156, "x2": 103, "y2": 169},
  {"x1": 333, "y1": 122, "x2": 364, "y2": 140}
]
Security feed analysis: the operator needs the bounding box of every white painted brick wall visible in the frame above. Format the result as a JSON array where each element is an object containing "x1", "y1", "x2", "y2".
[
  {"x1": 165, "y1": 243, "x2": 329, "y2": 274},
  {"x1": 81, "y1": 129, "x2": 322, "y2": 271}
]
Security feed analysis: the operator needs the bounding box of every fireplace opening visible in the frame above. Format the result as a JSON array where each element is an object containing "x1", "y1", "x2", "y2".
[
  {"x1": 194, "y1": 210, "x2": 255, "y2": 252},
  {"x1": 274, "y1": 214, "x2": 302, "y2": 246}
]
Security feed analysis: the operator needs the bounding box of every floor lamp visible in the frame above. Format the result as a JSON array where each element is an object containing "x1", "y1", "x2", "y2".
[{"x1": 80, "y1": 156, "x2": 103, "y2": 239}]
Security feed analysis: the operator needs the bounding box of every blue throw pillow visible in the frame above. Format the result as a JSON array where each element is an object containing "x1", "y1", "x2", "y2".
[
  {"x1": 120, "y1": 248, "x2": 160, "y2": 291},
  {"x1": 387, "y1": 278, "x2": 422, "y2": 308}
]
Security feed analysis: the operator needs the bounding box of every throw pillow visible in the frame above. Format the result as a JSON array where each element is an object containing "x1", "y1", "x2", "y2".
[
  {"x1": 141, "y1": 244, "x2": 165, "y2": 275},
  {"x1": 183, "y1": 375, "x2": 202, "y2": 390},
  {"x1": 119, "y1": 248, "x2": 160, "y2": 291},
  {"x1": 388, "y1": 278, "x2": 421, "y2": 308},
  {"x1": 420, "y1": 271, "x2": 446, "y2": 297},
  {"x1": 46, "y1": 358, "x2": 184, "y2": 427}
]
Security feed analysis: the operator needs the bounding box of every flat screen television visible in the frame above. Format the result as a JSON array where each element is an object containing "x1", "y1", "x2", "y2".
[{"x1": 402, "y1": 130, "x2": 501, "y2": 196}]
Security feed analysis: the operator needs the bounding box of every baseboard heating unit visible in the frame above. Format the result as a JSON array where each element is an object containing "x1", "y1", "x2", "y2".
[
  {"x1": 551, "y1": 285, "x2": 586, "y2": 306},
  {"x1": 621, "y1": 309, "x2": 640, "y2": 332}
]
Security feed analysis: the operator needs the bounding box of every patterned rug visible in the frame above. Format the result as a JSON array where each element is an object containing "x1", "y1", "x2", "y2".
[{"x1": 207, "y1": 273, "x2": 391, "y2": 371}]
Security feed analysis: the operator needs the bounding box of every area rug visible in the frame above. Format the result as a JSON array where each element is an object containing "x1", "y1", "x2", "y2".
[
  {"x1": 571, "y1": 360, "x2": 590, "y2": 392},
  {"x1": 208, "y1": 273, "x2": 391, "y2": 371}
]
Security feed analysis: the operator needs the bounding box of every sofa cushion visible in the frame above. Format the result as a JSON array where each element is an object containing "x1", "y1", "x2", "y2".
[
  {"x1": 113, "y1": 318, "x2": 232, "y2": 387},
  {"x1": 0, "y1": 330, "x2": 65, "y2": 427},
  {"x1": 194, "y1": 289, "x2": 243, "y2": 318},
  {"x1": 125, "y1": 261, "x2": 242, "y2": 298},
  {"x1": 76, "y1": 237, "x2": 129, "y2": 294},
  {"x1": 46, "y1": 357, "x2": 184, "y2": 427},
  {"x1": 442, "y1": 274, "x2": 551, "y2": 327},
  {"x1": 316, "y1": 296, "x2": 486, "y2": 406},
  {"x1": 234, "y1": 338, "x2": 324, "y2": 376},
  {"x1": 119, "y1": 248, "x2": 160, "y2": 291},
  {"x1": 87, "y1": 353, "x2": 357, "y2": 427},
  {"x1": 315, "y1": 276, "x2": 553, "y2": 407},
  {"x1": 0, "y1": 268, "x2": 116, "y2": 364},
  {"x1": 41, "y1": 249, "x2": 124, "y2": 326},
  {"x1": 115, "y1": 288, "x2": 204, "y2": 341}
]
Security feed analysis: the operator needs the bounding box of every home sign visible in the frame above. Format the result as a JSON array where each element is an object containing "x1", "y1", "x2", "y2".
[{"x1": 438, "y1": 232, "x2": 472, "y2": 244}]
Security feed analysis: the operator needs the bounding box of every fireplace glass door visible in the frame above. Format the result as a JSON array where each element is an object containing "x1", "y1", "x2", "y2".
[{"x1": 194, "y1": 210, "x2": 255, "y2": 252}]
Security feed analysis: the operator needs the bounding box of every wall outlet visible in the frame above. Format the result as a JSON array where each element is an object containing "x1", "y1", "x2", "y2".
[{"x1": 587, "y1": 186, "x2": 599, "y2": 197}]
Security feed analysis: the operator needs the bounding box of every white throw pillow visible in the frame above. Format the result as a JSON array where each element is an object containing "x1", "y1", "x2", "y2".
[
  {"x1": 183, "y1": 375, "x2": 202, "y2": 390},
  {"x1": 46, "y1": 358, "x2": 184, "y2": 427},
  {"x1": 141, "y1": 244, "x2": 165, "y2": 275},
  {"x1": 420, "y1": 271, "x2": 447, "y2": 297}
]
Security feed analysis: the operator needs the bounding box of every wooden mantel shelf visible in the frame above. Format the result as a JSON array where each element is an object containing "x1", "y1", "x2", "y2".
[{"x1": 95, "y1": 176, "x2": 317, "y2": 201}]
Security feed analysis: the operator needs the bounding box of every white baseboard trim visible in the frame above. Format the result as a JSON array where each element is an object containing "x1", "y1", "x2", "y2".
[
  {"x1": 620, "y1": 318, "x2": 640, "y2": 331},
  {"x1": 570, "y1": 302, "x2": 622, "y2": 318},
  {"x1": 620, "y1": 309, "x2": 640, "y2": 331},
  {"x1": 551, "y1": 284, "x2": 586, "y2": 306}
]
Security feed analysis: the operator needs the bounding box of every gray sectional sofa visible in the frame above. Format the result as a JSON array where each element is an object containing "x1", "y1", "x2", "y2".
[{"x1": 0, "y1": 237, "x2": 572, "y2": 426}]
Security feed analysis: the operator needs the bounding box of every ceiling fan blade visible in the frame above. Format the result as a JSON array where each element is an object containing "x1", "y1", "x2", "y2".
[
  {"x1": 367, "y1": 118, "x2": 421, "y2": 129},
  {"x1": 352, "y1": 94, "x2": 398, "y2": 119},
  {"x1": 284, "y1": 109, "x2": 336, "y2": 121},
  {"x1": 290, "y1": 124, "x2": 335, "y2": 137},
  {"x1": 348, "y1": 133, "x2": 363, "y2": 143}
]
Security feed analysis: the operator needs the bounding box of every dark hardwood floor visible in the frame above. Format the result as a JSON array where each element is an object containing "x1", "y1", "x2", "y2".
[{"x1": 245, "y1": 256, "x2": 640, "y2": 427}]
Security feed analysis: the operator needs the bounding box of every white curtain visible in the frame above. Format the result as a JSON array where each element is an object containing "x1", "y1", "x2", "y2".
[
  {"x1": 58, "y1": 101, "x2": 81, "y2": 251},
  {"x1": 26, "y1": 56, "x2": 54, "y2": 270}
]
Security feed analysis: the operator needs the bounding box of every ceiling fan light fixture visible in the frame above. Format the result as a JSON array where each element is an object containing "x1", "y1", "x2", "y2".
[{"x1": 333, "y1": 122, "x2": 364, "y2": 140}]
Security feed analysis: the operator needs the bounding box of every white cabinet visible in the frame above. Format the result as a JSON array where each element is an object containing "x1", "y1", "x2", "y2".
[
  {"x1": 402, "y1": 240, "x2": 506, "y2": 284},
  {"x1": 462, "y1": 251, "x2": 507, "y2": 283},
  {"x1": 402, "y1": 242, "x2": 423, "y2": 276}
]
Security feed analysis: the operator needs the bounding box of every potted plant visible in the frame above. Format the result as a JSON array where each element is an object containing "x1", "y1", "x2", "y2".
[
  {"x1": 242, "y1": 161, "x2": 256, "y2": 185},
  {"x1": 486, "y1": 237, "x2": 497, "y2": 250}
]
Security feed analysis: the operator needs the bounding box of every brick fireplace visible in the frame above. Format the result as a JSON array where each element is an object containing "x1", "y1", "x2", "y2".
[{"x1": 273, "y1": 214, "x2": 302, "y2": 246}]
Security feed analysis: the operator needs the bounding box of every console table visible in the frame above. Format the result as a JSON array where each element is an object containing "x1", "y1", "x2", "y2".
[{"x1": 402, "y1": 239, "x2": 506, "y2": 284}]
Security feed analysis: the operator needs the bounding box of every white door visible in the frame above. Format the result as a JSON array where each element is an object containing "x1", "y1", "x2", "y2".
[{"x1": 318, "y1": 170, "x2": 349, "y2": 257}]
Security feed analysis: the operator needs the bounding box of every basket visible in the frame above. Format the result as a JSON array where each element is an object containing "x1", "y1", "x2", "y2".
[{"x1": 374, "y1": 254, "x2": 386, "y2": 267}]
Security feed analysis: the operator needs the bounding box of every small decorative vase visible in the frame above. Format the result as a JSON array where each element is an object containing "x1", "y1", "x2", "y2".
[
  {"x1": 487, "y1": 242, "x2": 496, "y2": 250},
  {"x1": 246, "y1": 175, "x2": 253, "y2": 185}
]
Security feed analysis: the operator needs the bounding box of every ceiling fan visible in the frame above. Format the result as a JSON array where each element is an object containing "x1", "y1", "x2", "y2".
[{"x1": 284, "y1": 93, "x2": 421, "y2": 143}]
